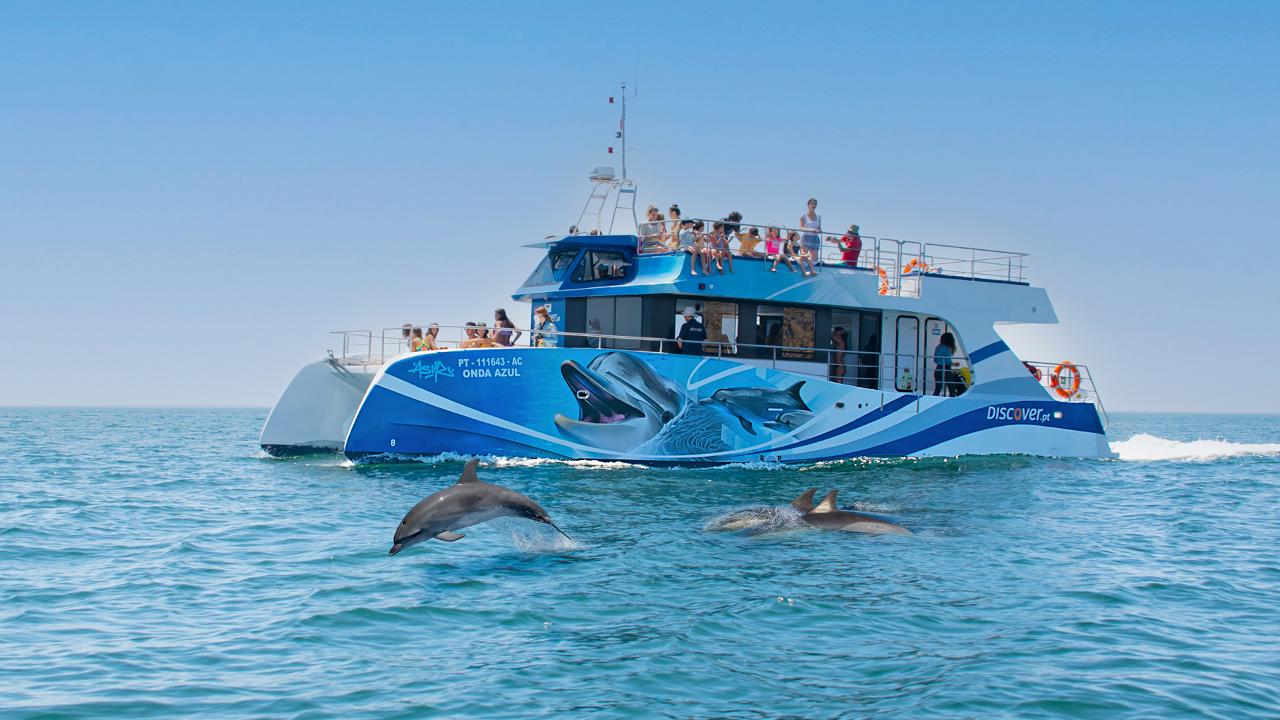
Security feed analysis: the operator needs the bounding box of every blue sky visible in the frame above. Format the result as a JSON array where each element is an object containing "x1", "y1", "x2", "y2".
[{"x1": 2, "y1": 1, "x2": 1277, "y2": 412}]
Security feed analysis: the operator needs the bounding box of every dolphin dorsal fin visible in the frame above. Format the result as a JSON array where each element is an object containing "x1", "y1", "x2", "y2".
[
  {"x1": 812, "y1": 490, "x2": 839, "y2": 513},
  {"x1": 790, "y1": 488, "x2": 817, "y2": 512},
  {"x1": 785, "y1": 381, "x2": 811, "y2": 411},
  {"x1": 457, "y1": 459, "x2": 481, "y2": 484}
]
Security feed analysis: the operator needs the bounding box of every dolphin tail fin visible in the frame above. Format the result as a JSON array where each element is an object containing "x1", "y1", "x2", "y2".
[
  {"x1": 457, "y1": 459, "x2": 481, "y2": 484},
  {"x1": 812, "y1": 490, "x2": 839, "y2": 514},
  {"x1": 785, "y1": 381, "x2": 810, "y2": 411},
  {"x1": 435, "y1": 531, "x2": 465, "y2": 542},
  {"x1": 790, "y1": 488, "x2": 817, "y2": 512},
  {"x1": 738, "y1": 415, "x2": 757, "y2": 435}
]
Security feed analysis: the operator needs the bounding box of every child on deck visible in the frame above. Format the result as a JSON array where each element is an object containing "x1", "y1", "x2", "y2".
[
  {"x1": 737, "y1": 227, "x2": 763, "y2": 257},
  {"x1": 709, "y1": 222, "x2": 733, "y2": 274},
  {"x1": 788, "y1": 231, "x2": 816, "y2": 277},
  {"x1": 768, "y1": 227, "x2": 796, "y2": 273}
]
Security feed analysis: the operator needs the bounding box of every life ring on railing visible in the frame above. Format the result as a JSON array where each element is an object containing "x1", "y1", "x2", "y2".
[
  {"x1": 876, "y1": 267, "x2": 889, "y2": 295},
  {"x1": 1049, "y1": 361, "x2": 1081, "y2": 399},
  {"x1": 903, "y1": 258, "x2": 931, "y2": 274}
]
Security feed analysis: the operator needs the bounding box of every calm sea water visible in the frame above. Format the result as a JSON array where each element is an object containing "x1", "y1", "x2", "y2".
[{"x1": 2, "y1": 409, "x2": 1278, "y2": 719}]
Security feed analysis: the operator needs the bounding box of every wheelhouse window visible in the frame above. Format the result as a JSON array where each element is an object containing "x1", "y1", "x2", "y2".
[
  {"x1": 523, "y1": 249, "x2": 577, "y2": 286},
  {"x1": 756, "y1": 305, "x2": 815, "y2": 359},
  {"x1": 572, "y1": 250, "x2": 630, "y2": 282}
]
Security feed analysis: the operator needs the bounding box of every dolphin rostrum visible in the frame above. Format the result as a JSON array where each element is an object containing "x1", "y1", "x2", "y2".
[
  {"x1": 389, "y1": 459, "x2": 571, "y2": 555},
  {"x1": 704, "y1": 488, "x2": 818, "y2": 532},
  {"x1": 802, "y1": 490, "x2": 911, "y2": 536}
]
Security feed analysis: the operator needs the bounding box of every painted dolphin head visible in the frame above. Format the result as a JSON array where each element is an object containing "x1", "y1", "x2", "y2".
[{"x1": 554, "y1": 353, "x2": 686, "y2": 452}]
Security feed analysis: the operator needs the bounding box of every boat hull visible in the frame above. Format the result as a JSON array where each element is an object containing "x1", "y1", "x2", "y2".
[
  {"x1": 259, "y1": 359, "x2": 375, "y2": 456},
  {"x1": 341, "y1": 348, "x2": 1110, "y2": 464}
]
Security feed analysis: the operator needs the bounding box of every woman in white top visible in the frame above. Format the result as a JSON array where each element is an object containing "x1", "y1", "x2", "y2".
[{"x1": 799, "y1": 197, "x2": 822, "y2": 269}]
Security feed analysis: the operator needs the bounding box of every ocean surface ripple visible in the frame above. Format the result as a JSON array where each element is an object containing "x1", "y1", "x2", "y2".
[{"x1": 1, "y1": 409, "x2": 1278, "y2": 718}]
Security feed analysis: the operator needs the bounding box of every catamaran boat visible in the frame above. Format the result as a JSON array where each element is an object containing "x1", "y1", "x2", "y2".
[{"x1": 260, "y1": 93, "x2": 1112, "y2": 464}]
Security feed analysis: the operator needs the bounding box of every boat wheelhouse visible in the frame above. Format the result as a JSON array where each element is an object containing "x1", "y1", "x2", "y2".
[{"x1": 260, "y1": 208, "x2": 1111, "y2": 463}]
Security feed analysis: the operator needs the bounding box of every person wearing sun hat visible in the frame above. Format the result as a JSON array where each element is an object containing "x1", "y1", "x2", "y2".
[{"x1": 838, "y1": 223, "x2": 863, "y2": 267}]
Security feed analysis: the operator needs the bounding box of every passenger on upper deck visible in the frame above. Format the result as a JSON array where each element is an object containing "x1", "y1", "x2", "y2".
[
  {"x1": 769, "y1": 227, "x2": 797, "y2": 273},
  {"x1": 800, "y1": 198, "x2": 823, "y2": 269},
  {"x1": 837, "y1": 224, "x2": 863, "y2": 267},
  {"x1": 666, "y1": 205, "x2": 682, "y2": 247},
  {"x1": 721, "y1": 211, "x2": 742, "y2": 238},
  {"x1": 737, "y1": 227, "x2": 763, "y2": 257},
  {"x1": 639, "y1": 205, "x2": 666, "y2": 252},
  {"x1": 788, "y1": 230, "x2": 816, "y2": 277},
  {"x1": 709, "y1": 222, "x2": 733, "y2": 274},
  {"x1": 532, "y1": 306, "x2": 558, "y2": 347},
  {"x1": 493, "y1": 308, "x2": 521, "y2": 347},
  {"x1": 675, "y1": 307, "x2": 706, "y2": 355}
]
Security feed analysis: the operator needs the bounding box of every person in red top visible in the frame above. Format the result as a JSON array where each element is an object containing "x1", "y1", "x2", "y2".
[{"x1": 838, "y1": 224, "x2": 863, "y2": 267}]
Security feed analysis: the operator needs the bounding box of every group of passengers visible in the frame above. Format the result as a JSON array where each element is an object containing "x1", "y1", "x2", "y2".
[
  {"x1": 639, "y1": 198, "x2": 864, "y2": 277},
  {"x1": 403, "y1": 309, "x2": 528, "y2": 351}
]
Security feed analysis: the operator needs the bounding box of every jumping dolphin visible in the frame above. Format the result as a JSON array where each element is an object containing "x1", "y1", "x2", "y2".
[
  {"x1": 704, "y1": 488, "x2": 818, "y2": 532},
  {"x1": 554, "y1": 353, "x2": 686, "y2": 452},
  {"x1": 389, "y1": 459, "x2": 572, "y2": 555},
  {"x1": 708, "y1": 381, "x2": 814, "y2": 435},
  {"x1": 802, "y1": 490, "x2": 912, "y2": 536}
]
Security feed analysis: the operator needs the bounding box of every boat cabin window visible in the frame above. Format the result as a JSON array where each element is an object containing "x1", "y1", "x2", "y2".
[
  {"x1": 523, "y1": 249, "x2": 577, "y2": 286},
  {"x1": 675, "y1": 298, "x2": 738, "y2": 355},
  {"x1": 830, "y1": 310, "x2": 881, "y2": 388},
  {"x1": 571, "y1": 250, "x2": 631, "y2": 283},
  {"x1": 756, "y1": 305, "x2": 815, "y2": 359},
  {"x1": 579, "y1": 296, "x2": 642, "y2": 349}
]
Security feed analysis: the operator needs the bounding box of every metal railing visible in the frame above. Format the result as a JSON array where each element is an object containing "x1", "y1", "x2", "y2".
[
  {"x1": 633, "y1": 218, "x2": 1027, "y2": 294},
  {"x1": 333, "y1": 324, "x2": 1026, "y2": 398},
  {"x1": 1023, "y1": 360, "x2": 1109, "y2": 428}
]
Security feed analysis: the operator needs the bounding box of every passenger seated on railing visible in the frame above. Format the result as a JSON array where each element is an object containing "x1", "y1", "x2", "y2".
[
  {"x1": 709, "y1": 222, "x2": 733, "y2": 274},
  {"x1": 787, "y1": 230, "x2": 816, "y2": 277},
  {"x1": 675, "y1": 307, "x2": 706, "y2": 355},
  {"x1": 639, "y1": 205, "x2": 666, "y2": 251},
  {"x1": 682, "y1": 220, "x2": 711, "y2": 276},
  {"x1": 768, "y1": 227, "x2": 796, "y2": 273},
  {"x1": 665, "y1": 205, "x2": 683, "y2": 249},
  {"x1": 533, "y1": 306, "x2": 558, "y2": 347},
  {"x1": 737, "y1": 227, "x2": 763, "y2": 257},
  {"x1": 932, "y1": 332, "x2": 963, "y2": 397},
  {"x1": 837, "y1": 224, "x2": 863, "y2": 267},
  {"x1": 493, "y1": 308, "x2": 521, "y2": 347}
]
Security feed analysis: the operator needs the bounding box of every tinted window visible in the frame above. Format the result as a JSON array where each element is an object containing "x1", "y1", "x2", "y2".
[
  {"x1": 572, "y1": 251, "x2": 630, "y2": 282},
  {"x1": 523, "y1": 250, "x2": 577, "y2": 286}
]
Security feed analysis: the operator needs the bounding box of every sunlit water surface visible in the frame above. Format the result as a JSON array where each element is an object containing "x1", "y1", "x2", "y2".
[{"x1": 2, "y1": 409, "x2": 1278, "y2": 718}]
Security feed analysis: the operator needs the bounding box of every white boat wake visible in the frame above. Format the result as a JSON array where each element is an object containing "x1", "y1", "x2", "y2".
[{"x1": 1111, "y1": 433, "x2": 1280, "y2": 462}]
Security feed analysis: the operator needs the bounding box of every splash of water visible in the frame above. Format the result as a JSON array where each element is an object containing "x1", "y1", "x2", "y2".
[{"x1": 1111, "y1": 433, "x2": 1280, "y2": 462}]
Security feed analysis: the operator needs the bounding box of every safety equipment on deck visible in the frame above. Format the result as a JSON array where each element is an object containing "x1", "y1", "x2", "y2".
[
  {"x1": 1050, "y1": 362, "x2": 1081, "y2": 399},
  {"x1": 903, "y1": 258, "x2": 931, "y2": 274},
  {"x1": 876, "y1": 267, "x2": 889, "y2": 295}
]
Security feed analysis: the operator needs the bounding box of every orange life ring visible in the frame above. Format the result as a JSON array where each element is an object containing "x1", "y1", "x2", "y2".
[
  {"x1": 876, "y1": 266, "x2": 889, "y2": 295},
  {"x1": 903, "y1": 258, "x2": 930, "y2": 274},
  {"x1": 1049, "y1": 361, "x2": 1081, "y2": 399}
]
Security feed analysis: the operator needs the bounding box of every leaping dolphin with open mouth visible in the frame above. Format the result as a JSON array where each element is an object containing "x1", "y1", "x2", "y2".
[{"x1": 554, "y1": 353, "x2": 686, "y2": 452}]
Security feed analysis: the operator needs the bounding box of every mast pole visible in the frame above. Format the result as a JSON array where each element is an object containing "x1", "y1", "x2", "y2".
[{"x1": 620, "y1": 81, "x2": 627, "y2": 181}]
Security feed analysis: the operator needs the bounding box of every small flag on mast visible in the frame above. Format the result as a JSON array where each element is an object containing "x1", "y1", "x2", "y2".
[
  {"x1": 608, "y1": 97, "x2": 614, "y2": 104},
  {"x1": 608, "y1": 147, "x2": 614, "y2": 154}
]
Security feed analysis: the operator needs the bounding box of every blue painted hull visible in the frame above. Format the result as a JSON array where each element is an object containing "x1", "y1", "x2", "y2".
[{"x1": 342, "y1": 348, "x2": 1110, "y2": 464}]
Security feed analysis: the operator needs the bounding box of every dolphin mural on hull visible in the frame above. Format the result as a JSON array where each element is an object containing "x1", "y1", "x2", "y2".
[
  {"x1": 708, "y1": 382, "x2": 814, "y2": 435},
  {"x1": 554, "y1": 353, "x2": 686, "y2": 453},
  {"x1": 552, "y1": 351, "x2": 824, "y2": 455}
]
